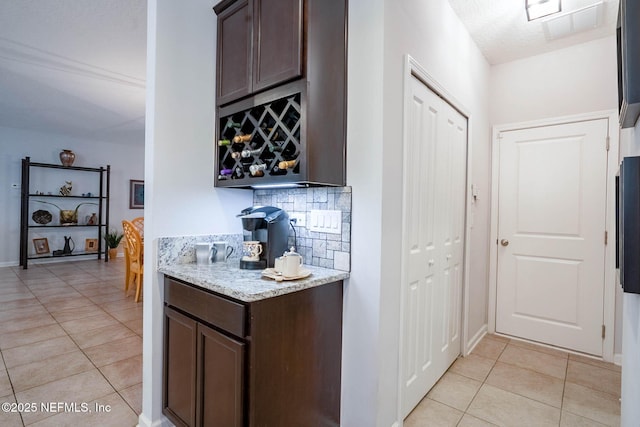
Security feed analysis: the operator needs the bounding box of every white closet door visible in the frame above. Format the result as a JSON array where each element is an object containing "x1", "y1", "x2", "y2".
[{"x1": 401, "y1": 76, "x2": 467, "y2": 418}]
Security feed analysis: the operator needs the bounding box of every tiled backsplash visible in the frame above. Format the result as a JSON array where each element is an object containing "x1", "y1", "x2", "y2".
[{"x1": 253, "y1": 186, "x2": 351, "y2": 272}]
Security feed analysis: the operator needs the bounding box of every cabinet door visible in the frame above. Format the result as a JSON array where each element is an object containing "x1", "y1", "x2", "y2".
[
  {"x1": 252, "y1": 0, "x2": 302, "y2": 92},
  {"x1": 196, "y1": 323, "x2": 244, "y2": 427},
  {"x1": 217, "y1": 0, "x2": 253, "y2": 106},
  {"x1": 163, "y1": 307, "x2": 197, "y2": 427}
]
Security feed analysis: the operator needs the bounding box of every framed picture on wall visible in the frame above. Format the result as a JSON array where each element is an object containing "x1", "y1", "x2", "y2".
[
  {"x1": 129, "y1": 180, "x2": 144, "y2": 209},
  {"x1": 85, "y1": 238, "x2": 98, "y2": 253},
  {"x1": 33, "y1": 238, "x2": 50, "y2": 255}
]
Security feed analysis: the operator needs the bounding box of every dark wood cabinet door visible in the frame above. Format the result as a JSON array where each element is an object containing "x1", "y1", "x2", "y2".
[
  {"x1": 163, "y1": 307, "x2": 197, "y2": 427},
  {"x1": 217, "y1": 0, "x2": 253, "y2": 106},
  {"x1": 252, "y1": 0, "x2": 302, "y2": 92},
  {"x1": 196, "y1": 323, "x2": 244, "y2": 427}
]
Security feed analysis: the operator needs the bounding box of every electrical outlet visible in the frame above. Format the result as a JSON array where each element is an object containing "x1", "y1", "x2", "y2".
[
  {"x1": 289, "y1": 212, "x2": 306, "y2": 227},
  {"x1": 309, "y1": 210, "x2": 342, "y2": 234}
]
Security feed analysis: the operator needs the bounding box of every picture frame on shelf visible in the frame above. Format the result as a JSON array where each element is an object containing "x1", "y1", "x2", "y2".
[
  {"x1": 85, "y1": 238, "x2": 98, "y2": 253},
  {"x1": 33, "y1": 238, "x2": 50, "y2": 254},
  {"x1": 129, "y1": 180, "x2": 144, "y2": 209}
]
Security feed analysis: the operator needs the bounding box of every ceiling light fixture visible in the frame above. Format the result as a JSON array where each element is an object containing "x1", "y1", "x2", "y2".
[{"x1": 526, "y1": 0, "x2": 562, "y2": 21}]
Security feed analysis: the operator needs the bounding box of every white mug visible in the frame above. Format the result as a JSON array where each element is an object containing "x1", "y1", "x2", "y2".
[
  {"x1": 211, "y1": 241, "x2": 234, "y2": 262},
  {"x1": 242, "y1": 241, "x2": 263, "y2": 261},
  {"x1": 195, "y1": 243, "x2": 212, "y2": 265}
]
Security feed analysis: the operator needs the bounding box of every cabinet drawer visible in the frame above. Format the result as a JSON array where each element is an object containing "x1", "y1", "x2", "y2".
[{"x1": 164, "y1": 277, "x2": 246, "y2": 338}]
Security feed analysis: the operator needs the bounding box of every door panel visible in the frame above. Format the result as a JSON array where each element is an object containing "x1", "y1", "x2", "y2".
[
  {"x1": 197, "y1": 323, "x2": 244, "y2": 427},
  {"x1": 496, "y1": 119, "x2": 608, "y2": 356},
  {"x1": 401, "y1": 76, "x2": 467, "y2": 418}
]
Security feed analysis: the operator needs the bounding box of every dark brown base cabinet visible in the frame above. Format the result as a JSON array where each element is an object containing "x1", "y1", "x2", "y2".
[{"x1": 163, "y1": 276, "x2": 343, "y2": 427}]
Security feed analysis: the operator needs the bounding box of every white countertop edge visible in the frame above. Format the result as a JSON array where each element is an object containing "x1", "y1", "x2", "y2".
[{"x1": 158, "y1": 263, "x2": 349, "y2": 302}]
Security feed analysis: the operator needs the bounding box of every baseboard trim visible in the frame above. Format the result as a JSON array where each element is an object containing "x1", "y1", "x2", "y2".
[
  {"x1": 614, "y1": 353, "x2": 622, "y2": 366},
  {"x1": 465, "y1": 324, "x2": 488, "y2": 356},
  {"x1": 137, "y1": 413, "x2": 172, "y2": 427}
]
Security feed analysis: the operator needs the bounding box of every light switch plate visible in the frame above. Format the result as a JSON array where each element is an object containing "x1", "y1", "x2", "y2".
[{"x1": 309, "y1": 210, "x2": 342, "y2": 234}]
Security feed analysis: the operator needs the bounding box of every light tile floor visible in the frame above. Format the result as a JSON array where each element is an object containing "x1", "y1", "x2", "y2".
[
  {"x1": 0, "y1": 259, "x2": 142, "y2": 427},
  {"x1": 406, "y1": 334, "x2": 622, "y2": 426}
]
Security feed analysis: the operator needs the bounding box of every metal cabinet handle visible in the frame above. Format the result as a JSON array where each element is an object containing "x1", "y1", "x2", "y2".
[{"x1": 500, "y1": 239, "x2": 509, "y2": 247}]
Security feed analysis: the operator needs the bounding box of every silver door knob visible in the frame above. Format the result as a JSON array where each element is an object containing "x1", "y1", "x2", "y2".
[{"x1": 500, "y1": 239, "x2": 509, "y2": 247}]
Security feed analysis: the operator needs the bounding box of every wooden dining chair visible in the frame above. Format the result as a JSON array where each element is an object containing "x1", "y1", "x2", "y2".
[
  {"x1": 131, "y1": 216, "x2": 144, "y2": 239},
  {"x1": 122, "y1": 220, "x2": 144, "y2": 303}
]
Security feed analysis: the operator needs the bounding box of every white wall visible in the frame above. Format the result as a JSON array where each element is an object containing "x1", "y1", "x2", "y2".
[
  {"x1": 490, "y1": 36, "x2": 618, "y2": 125},
  {"x1": 343, "y1": 0, "x2": 491, "y2": 425},
  {"x1": 140, "y1": 1, "x2": 252, "y2": 426},
  {"x1": 0, "y1": 127, "x2": 144, "y2": 266}
]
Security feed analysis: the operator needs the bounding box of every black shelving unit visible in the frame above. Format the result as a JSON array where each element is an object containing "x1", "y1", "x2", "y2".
[{"x1": 19, "y1": 157, "x2": 111, "y2": 269}]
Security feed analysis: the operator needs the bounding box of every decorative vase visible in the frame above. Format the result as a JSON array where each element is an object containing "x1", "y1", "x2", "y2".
[
  {"x1": 108, "y1": 248, "x2": 118, "y2": 259},
  {"x1": 59, "y1": 149, "x2": 76, "y2": 167},
  {"x1": 59, "y1": 209, "x2": 78, "y2": 225}
]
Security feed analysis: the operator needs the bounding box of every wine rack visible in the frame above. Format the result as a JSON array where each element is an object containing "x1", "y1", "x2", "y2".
[{"x1": 217, "y1": 91, "x2": 303, "y2": 186}]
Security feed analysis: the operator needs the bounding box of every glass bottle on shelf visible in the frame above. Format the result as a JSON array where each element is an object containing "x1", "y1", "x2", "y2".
[
  {"x1": 278, "y1": 160, "x2": 296, "y2": 170},
  {"x1": 249, "y1": 164, "x2": 267, "y2": 177},
  {"x1": 218, "y1": 139, "x2": 231, "y2": 146},
  {"x1": 241, "y1": 149, "x2": 261, "y2": 158},
  {"x1": 233, "y1": 134, "x2": 252, "y2": 143},
  {"x1": 268, "y1": 142, "x2": 283, "y2": 152}
]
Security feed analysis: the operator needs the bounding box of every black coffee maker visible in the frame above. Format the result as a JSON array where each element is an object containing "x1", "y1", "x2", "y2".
[{"x1": 238, "y1": 206, "x2": 290, "y2": 270}]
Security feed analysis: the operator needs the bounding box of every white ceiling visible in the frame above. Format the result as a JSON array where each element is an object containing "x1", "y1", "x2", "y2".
[
  {"x1": 0, "y1": 0, "x2": 147, "y2": 144},
  {"x1": 0, "y1": 1, "x2": 619, "y2": 144},
  {"x1": 448, "y1": 0, "x2": 619, "y2": 65}
]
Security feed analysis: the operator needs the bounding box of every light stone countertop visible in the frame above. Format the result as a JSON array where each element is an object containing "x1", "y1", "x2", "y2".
[{"x1": 159, "y1": 259, "x2": 349, "y2": 302}]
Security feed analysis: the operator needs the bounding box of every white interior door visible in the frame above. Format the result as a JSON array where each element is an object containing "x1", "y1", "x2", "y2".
[
  {"x1": 401, "y1": 76, "x2": 467, "y2": 418},
  {"x1": 496, "y1": 119, "x2": 608, "y2": 356}
]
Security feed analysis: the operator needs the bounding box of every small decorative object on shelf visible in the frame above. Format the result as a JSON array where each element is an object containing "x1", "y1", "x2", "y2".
[
  {"x1": 86, "y1": 213, "x2": 98, "y2": 225},
  {"x1": 85, "y1": 238, "x2": 98, "y2": 253},
  {"x1": 62, "y1": 236, "x2": 75, "y2": 255},
  {"x1": 34, "y1": 200, "x2": 98, "y2": 225},
  {"x1": 33, "y1": 238, "x2": 50, "y2": 255},
  {"x1": 31, "y1": 210, "x2": 52, "y2": 225},
  {"x1": 59, "y1": 181, "x2": 72, "y2": 196},
  {"x1": 59, "y1": 149, "x2": 76, "y2": 167}
]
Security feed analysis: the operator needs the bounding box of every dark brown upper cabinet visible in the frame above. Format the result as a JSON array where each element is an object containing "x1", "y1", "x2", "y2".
[
  {"x1": 215, "y1": 0, "x2": 302, "y2": 106},
  {"x1": 214, "y1": 0, "x2": 347, "y2": 188},
  {"x1": 618, "y1": 0, "x2": 640, "y2": 128}
]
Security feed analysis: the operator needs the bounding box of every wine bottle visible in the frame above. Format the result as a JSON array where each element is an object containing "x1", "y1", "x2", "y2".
[
  {"x1": 219, "y1": 168, "x2": 233, "y2": 176},
  {"x1": 233, "y1": 134, "x2": 252, "y2": 143},
  {"x1": 231, "y1": 151, "x2": 242, "y2": 160},
  {"x1": 241, "y1": 149, "x2": 261, "y2": 158},
  {"x1": 249, "y1": 163, "x2": 267, "y2": 177},
  {"x1": 268, "y1": 143, "x2": 283, "y2": 152},
  {"x1": 227, "y1": 120, "x2": 242, "y2": 128},
  {"x1": 278, "y1": 160, "x2": 296, "y2": 170},
  {"x1": 218, "y1": 139, "x2": 231, "y2": 146}
]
